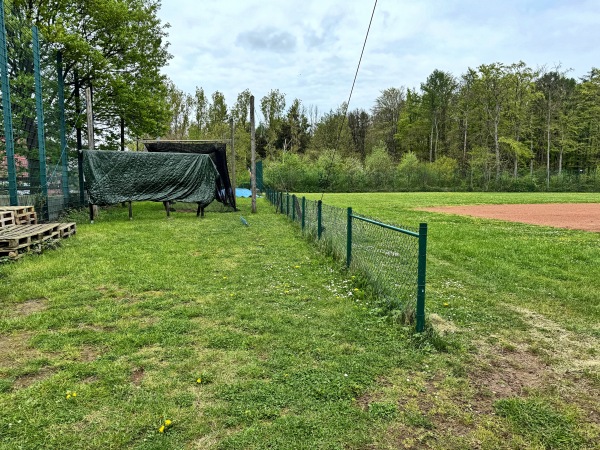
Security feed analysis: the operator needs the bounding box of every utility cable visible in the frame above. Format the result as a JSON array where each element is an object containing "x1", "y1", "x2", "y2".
[{"x1": 320, "y1": 0, "x2": 377, "y2": 200}]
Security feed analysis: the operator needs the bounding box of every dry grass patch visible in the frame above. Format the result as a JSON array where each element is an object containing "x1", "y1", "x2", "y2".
[
  {"x1": 11, "y1": 298, "x2": 48, "y2": 317},
  {"x1": 12, "y1": 366, "x2": 56, "y2": 390}
]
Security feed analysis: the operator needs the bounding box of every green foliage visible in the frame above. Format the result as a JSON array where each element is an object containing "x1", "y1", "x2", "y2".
[{"x1": 365, "y1": 144, "x2": 394, "y2": 189}]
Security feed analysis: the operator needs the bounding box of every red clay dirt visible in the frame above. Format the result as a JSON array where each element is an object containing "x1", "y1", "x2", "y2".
[{"x1": 422, "y1": 203, "x2": 600, "y2": 232}]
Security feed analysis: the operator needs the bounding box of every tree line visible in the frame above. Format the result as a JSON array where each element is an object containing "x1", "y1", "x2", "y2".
[
  {"x1": 165, "y1": 62, "x2": 600, "y2": 192},
  {"x1": 5, "y1": 1, "x2": 598, "y2": 192}
]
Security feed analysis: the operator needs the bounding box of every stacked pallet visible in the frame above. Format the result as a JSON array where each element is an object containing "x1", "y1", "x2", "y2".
[
  {"x1": 0, "y1": 206, "x2": 37, "y2": 225},
  {"x1": 0, "y1": 206, "x2": 76, "y2": 260}
]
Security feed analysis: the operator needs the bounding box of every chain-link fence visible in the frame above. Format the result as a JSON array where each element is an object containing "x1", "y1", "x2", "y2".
[
  {"x1": 266, "y1": 189, "x2": 428, "y2": 331},
  {"x1": 0, "y1": 0, "x2": 84, "y2": 221}
]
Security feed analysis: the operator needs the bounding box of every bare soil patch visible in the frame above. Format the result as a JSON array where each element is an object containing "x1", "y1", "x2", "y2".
[
  {"x1": 422, "y1": 203, "x2": 600, "y2": 232},
  {"x1": 10, "y1": 298, "x2": 47, "y2": 317}
]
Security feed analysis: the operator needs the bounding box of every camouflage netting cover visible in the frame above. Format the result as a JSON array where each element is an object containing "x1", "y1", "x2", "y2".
[
  {"x1": 143, "y1": 141, "x2": 236, "y2": 209},
  {"x1": 83, "y1": 150, "x2": 218, "y2": 206}
]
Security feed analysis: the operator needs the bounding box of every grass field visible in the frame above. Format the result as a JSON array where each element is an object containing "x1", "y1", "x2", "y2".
[{"x1": 0, "y1": 193, "x2": 598, "y2": 449}]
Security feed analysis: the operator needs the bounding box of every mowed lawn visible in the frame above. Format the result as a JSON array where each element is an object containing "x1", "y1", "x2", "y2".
[{"x1": 0, "y1": 193, "x2": 599, "y2": 449}]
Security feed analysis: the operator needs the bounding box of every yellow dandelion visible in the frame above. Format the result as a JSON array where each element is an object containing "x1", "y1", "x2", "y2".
[
  {"x1": 353, "y1": 288, "x2": 359, "y2": 292},
  {"x1": 66, "y1": 394, "x2": 71, "y2": 399},
  {"x1": 72, "y1": 392, "x2": 77, "y2": 397},
  {"x1": 294, "y1": 265, "x2": 300, "y2": 269},
  {"x1": 158, "y1": 425, "x2": 165, "y2": 433},
  {"x1": 196, "y1": 378, "x2": 202, "y2": 384},
  {"x1": 443, "y1": 302, "x2": 450, "y2": 307},
  {"x1": 164, "y1": 419, "x2": 172, "y2": 426}
]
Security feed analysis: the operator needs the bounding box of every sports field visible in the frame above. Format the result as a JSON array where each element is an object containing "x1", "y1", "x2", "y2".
[{"x1": 0, "y1": 193, "x2": 598, "y2": 449}]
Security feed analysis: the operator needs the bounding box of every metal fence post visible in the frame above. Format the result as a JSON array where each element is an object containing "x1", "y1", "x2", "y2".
[
  {"x1": 32, "y1": 26, "x2": 49, "y2": 221},
  {"x1": 416, "y1": 223, "x2": 428, "y2": 332},
  {"x1": 0, "y1": 1, "x2": 18, "y2": 205},
  {"x1": 301, "y1": 197, "x2": 306, "y2": 231},
  {"x1": 346, "y1": 207, "x2": 352, "y2": 268},
  {"x1": 286, "y1": 192, "x2": 290, "y2": 217},
  {"x1": 57, "y1": 51, "x2": 69, "y2": 207},
  {"x1": 317, "y1": 200, "x2": 322, "y2": 239},
  {"x1": 292, "y1": 195, "x2": 296, "y2": 221}
]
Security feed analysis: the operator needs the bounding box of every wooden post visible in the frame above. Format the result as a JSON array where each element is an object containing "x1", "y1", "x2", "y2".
[
  {"x1": 85, "y1": 87, "x2": 94, "y2": 150},
  {"x1": 250, "y1": 95, "x2": 257, "y2": 213},
  {"x1": 230, "y1": 118, "x2": 236, "y2": 202}
]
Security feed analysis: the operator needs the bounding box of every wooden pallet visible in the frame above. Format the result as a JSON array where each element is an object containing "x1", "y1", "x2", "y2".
[
  {"x1": 0, "y1": 211, "x2": 16, "y2": 229},
  {"x1": 0, "y1": 205, "x2": 35, "y2": 215},
  {"x1": 58, "y1": 222, "x2": 77, "y2": 238},
  {"x1": 0, "y1": 247, "x2": 22, "y2": 260},
  {"x1": 0, "y1": 206, "x2": 37, "y2": 225},
  {"x1": 0, "y1": 223, "x2": 60, "y2": 250}
]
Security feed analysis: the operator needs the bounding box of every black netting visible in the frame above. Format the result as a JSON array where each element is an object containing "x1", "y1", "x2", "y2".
[{"x1": 143, "y1": 141, "x2": 236, "y2": 209}]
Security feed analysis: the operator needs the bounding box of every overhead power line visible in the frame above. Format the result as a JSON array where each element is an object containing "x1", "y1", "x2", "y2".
[{"x1": 321, "y1": 0, "x2": 377, "y2": 199}]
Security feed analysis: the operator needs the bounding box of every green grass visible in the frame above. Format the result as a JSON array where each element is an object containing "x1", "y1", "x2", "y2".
[{"x1": 0, "y1": 193, "x2": 599, "y2": 449}]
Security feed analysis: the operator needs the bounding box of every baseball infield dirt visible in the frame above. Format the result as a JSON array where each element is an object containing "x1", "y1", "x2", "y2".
[{"x1": 422, "y1": 203, "x2": 600, "y2": 232}]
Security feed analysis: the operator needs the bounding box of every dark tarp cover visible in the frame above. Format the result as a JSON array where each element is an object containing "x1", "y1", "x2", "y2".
[
  {"x1": 143, "y1": 141, "x2": 236, "y2": 209},
  {"x1": 83, "y1": 150, "x2": 218, "y2": 206}
]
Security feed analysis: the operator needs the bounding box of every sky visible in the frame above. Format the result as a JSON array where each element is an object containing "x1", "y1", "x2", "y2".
[{"x1": 157, "y1": 0, "x2": 599, "y2": 118}]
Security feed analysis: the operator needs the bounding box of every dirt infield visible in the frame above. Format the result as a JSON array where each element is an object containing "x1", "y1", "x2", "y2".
[{"x1": 422, "y1": 203, "x2": 600, "y2": 232}]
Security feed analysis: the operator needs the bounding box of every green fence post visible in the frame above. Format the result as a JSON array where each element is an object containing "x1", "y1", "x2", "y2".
[
  {"x1": 286, "y1": 193, "x2": 290, "y2": 217},
  {"x1": 279, "y1": 191, "x2": 282, "y2": 213},
  {"x1": 0, "y1": 1, "x2": 18, "y2": 206},
  {"x1": 317, "y1": 200, "x2": 322, "y2": 239},
  {"x1": 346, "y1": 207, "x2": 353, "y2": 269},
  {"x1": 292, "y1": 195, "x2": 296, "y2": 221},
  {"x1": 32, "y1": 26, "x2": 49, "y2": 221},
  {"x1": 57, "y1": 51, "x2": 69, "y2": 207},
  {"x1": 416, "y1": 223, "x2": 428, "y2": 332},
  {"x1": 301, "y1": 197, "x2": 306, "y2": 231}
]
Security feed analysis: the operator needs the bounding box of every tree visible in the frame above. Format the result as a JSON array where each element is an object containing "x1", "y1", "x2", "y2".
[
  {"x1": 395, "y1": 88, "x2": 429, "y2": 159},
  {"x1": 421, "y1": 69, "x2": 457, "y2": 162},
  {"x1": 231, "y1": 89, "x2": 252, "y2": 130},
  {"x1": 191, "y1": 86, "x2": 209, "y2": 137},
  {"x1": 10, "y1": 0, "x2": 172, "y2": 147},
  {"x1": 472, "y1": 63, "x2": 510, "y2": 178},
  {"x1": 207, "y1": 90, "x2": 228, "y2": 138},
  {"x1": 502, "y1": 62, "x2": 539, "y2": 177},
  {"x1": 371, "y1": 87, "x2": 404, "y2": 158},
  {"x1": 277, "y1": 99, "x2": 310, "y2": 153},
  {"x1": 347, "y1": 109, "x2": 370, "y2": 159}
]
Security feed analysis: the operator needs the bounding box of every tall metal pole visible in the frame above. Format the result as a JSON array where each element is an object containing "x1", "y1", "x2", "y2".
[
  {"x1": 85, "y1": 86, "x2": 94, "y2": 221},
  {"x1": 0, "y1": 0, "x2": 18, "y2": 205},
  {"x1": 230, "y1": 118, "x2": 236, "y2": 201},
  {"x1": 75, "y1": 70, "x2": 85, "y2": 205},
  {"x1": 416, "y1": 223, "x2": 428, "y2": 332},
  {"x1": 346, "y1": 207, "x2": 353, "y2": 269},
  {"x1": 250, "y1": 95, "x2": 256, "y2": 213},
  {"x1": 32, "y1": 26, "x2": 49, "y2": 221},
  {"x1": 56, "y1": 51, "x2": 69, "y2": 206}
]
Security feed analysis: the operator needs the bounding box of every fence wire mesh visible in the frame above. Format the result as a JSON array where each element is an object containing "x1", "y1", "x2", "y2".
[
  {"x1": 0, "y1": 0, "x2": 84, "y2": 220},
  {"x1": 351, "y1": 214, "x2": 419, "y2": 309},
  {"x1": 266, "y1": 188, "x2": 427, "y2": 326}
]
